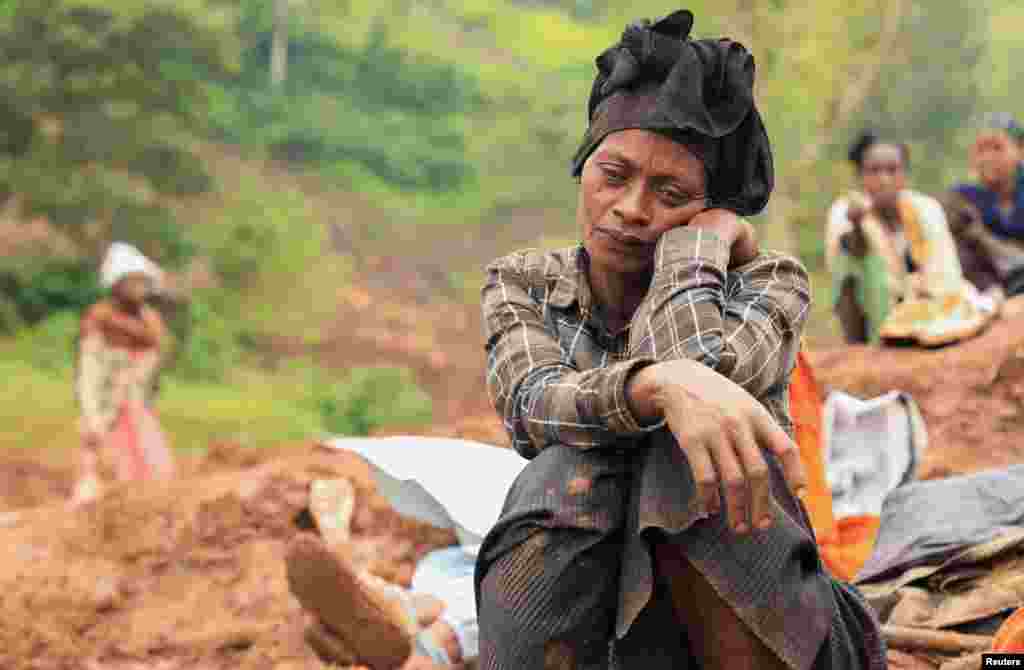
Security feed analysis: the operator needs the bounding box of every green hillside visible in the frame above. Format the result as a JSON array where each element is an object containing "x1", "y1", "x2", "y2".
[{"x1": 0, "y1": 0, "x2": 1021, "y2": 452}]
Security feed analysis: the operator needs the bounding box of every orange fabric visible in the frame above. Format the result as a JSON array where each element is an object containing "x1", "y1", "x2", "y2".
[
  {"x1": 789, "y1": 351, "x2": 880, "y2": 582},
  {"x1": 819, "y1": 516, "x2": 882, "y2": 583},
  {"x1": 789, "y1": 351, "x2": 838, "y2": 542},
  {"x1": 994, "y1": 607, "x2": 1024, "y2": 653}
]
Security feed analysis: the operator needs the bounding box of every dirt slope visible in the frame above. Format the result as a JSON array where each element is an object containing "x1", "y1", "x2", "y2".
[{"x1": 0, "y1": 443, "x2": 466, "y2": 670}]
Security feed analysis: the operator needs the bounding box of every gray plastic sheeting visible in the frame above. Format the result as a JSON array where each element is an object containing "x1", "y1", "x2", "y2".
[{"x1": 856, "y1": 464, "x2": 1024, "y2": 585}]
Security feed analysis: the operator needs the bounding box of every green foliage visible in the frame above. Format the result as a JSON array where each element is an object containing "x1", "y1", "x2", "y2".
[
  {"x1": 197, "y1": 6, "x2": 480, "y2": 192},
  {"x1": 109, "y1": 204, "x2": 198, "y2": 271},
  {"x1": 170, "y1": 292, "x2": 242, "y2": 383},
  {"x1": 0, "y1": 256, "x2": 102, "y2": 325},
  {"x1": 0, "y1": 349, "x2": 328, "y2": 453},
  {"x1": 209, "y1": 219, "x2": 279, "y2": 289},
  {"x1": 0, "y1": 295, "x2": 21, "y2": 335},
  {"x1": 845, "y1": 0, "x2": 989, "y2": 194},
  {"x1": 196, "y1": 172, "x2": 322, "y2": 296},
  {"x1": 0, "y1": 0, "x2": 229, "y2": 258},
  {"x1": 12, "y1": 310, "x2": 79, "y2": 375},
  {"x1": 3, "y1": 0, "x2": 1020, "y2": 353},
  {"x1": 314, "y1": 365, "x2": 433, "y2": 437}
]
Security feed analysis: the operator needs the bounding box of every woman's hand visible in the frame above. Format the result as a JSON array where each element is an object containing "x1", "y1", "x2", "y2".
[
  {"x1": 843, "y1": 200, "x2": 869, "y2": 257},
  {"x1": 688, "y1": 208, "x2": 759, "y2": 268},
  {"x1": 83, "y1": 430, "x2": 102, "y2": 449},
  {"x1": 627, "y1": 359, "x2": 807, "y2": 533},
  {"x1": 79, "y1": 418, "x2": 104, "y2": 450}
]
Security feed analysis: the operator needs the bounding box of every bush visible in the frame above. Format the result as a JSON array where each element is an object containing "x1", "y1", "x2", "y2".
[
  {"x1": 315, "y1": 365, "x2": 433, "y2": 436},
  {"x1": 109, "y1": 204, "x2": 199, "y2": 271},
  {"x1": 209, "y1": 219, "x2": 279, "y2": 289},
  {"x1": 0, "y1": 294, "x2": 21, "y2": 335},
  {"x1": 198, "y1": 16, "x2": 479, "y2": 192},
  {"x1": 170, "y1": 293, "x2": 242, "y2": 383},
  {"x1": 14, "y1": 310, "x2": 80, "y2": 375},
  {"x1": 0, "y1": 257, "x2": 103, "y2": 326}
]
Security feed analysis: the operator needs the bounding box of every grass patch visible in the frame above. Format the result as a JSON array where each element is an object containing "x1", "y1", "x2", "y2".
[
  {"x1": 0, "y1": 324, "x2": 435, "y2": 456},
  {"x1": 0, "y1": 350, "x2": 323, "y2": 454}
]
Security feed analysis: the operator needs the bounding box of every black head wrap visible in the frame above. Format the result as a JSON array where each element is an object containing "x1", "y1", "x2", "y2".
[
  {"x1": 570, "y1": 10, "x2": 773, "y2": 216},
  {"x1": 847, "y1": 129, "x2": 910, "y2": 172}
]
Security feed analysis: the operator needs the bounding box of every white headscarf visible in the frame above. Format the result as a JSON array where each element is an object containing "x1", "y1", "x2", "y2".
[{"x1": 99, "y1": 242, "x2": 164, "y2": 292}]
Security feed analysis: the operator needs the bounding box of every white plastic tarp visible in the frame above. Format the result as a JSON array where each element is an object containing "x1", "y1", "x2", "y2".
[
  {"x1": 323, "y1": 436, "x2": 528, "y2": 544},
  {"x1": 823, "y1": 390, "x2": 927, "y2": 519}
]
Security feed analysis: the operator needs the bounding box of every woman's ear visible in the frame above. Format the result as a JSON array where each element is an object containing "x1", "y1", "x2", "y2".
[{"x1": 1012, "y1": 138, "x2": 1024, "y2": 160}]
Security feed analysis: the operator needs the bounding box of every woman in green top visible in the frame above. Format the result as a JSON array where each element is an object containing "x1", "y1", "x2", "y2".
[{"x1": 827, "y1": 131, "x2": 995, "y2": 346}]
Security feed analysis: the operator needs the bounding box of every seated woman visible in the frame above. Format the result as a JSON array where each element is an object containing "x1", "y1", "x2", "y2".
[
  {"x1": 826, "y1": 131, "x2": 996, "y2": 347},
  {"x1": 944, "y1": 113, "x2": 1024, "y2": 297},
  {"x1": 470, "y1": 10, "x2": 884, "y2": 670}
]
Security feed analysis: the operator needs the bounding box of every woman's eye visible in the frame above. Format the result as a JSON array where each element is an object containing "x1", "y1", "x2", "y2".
[
  {"x1": 660, "y1": 189, "x2": 689, "y2": 205},
  {"x1": 599, "y1": 165, "x2": 626, "y2": 183}
]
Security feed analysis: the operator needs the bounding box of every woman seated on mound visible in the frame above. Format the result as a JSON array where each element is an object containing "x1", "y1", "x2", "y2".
[
  {"x1": 943, "y1": 113, "x2": 1024, "y2": 299},
  {"x1": 826, "y1": 131, "x2": 998, "y2": 347}
]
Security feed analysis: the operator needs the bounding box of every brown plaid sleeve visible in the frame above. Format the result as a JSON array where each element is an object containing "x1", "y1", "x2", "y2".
[
  {"x1": 628, "y1": 226, "x2": 811, "y2": 398},
  {"x1": 482, "y1": 253, "x2": 661, "y2": 459}
]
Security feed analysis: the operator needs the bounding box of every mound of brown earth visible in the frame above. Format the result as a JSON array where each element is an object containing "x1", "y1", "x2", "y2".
[
  {"x1": 0, "y1": 442, "x2": 462, "y2": 670},
  {"x1": 808, "y1": 304, "x2": 1024, "y2": 481}
]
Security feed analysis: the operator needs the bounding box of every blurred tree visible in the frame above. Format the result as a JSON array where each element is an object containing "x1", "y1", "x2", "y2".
[
  {"x1": 270, "y1": 0, "x2": 289, "y2": 88},
  {"x1": 844, "y1": 0, "x2": 988, "y2": 193},
  {"x1": 0, "y1": 0, "x2": 235, "y2": 268},
  {"x1": 980, "y1": 0, "x2": 1024, "y2": 113}
]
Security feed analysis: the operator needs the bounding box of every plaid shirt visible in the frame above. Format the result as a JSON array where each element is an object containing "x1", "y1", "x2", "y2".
[
  {"x1": 482, "y1": 226, "x2": 811, "y2": 459},
  {"x1": 476, "y1": 230, "x2": 888, "y2": 670}
]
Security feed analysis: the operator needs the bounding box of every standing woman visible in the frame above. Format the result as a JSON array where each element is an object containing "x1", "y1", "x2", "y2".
[
  {"x1": 826, "y1": 130, "x2": 994, "y2": 346},
  {"x1": 72, "y1": 242, "x2": 175, "y2": 504}
]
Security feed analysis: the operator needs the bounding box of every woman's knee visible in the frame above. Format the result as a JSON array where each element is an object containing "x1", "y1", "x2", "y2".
[
  {"x1": 478, "y1": 529, "x2": 620, "y2": 629},
  {"x1": 500, "y1": 446, "x2": 631, "y2": 533},
  {"x1": 477, "y1": 529, "x2": 621, "y2": 668}
]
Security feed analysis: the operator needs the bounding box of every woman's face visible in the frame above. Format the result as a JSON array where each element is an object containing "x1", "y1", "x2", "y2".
[
  {"x1": 859, "y1": 143, "x2": 906, "y2": 210},
  {"x1": 578, "y1": 128, "x2": 708, "y2": 276},
  {"x1": 971, "y1": 130, "x2": 1021, "y2": 191},
  {"x1": 114, "y1": 274, "x2": 150, "y2": 305}
]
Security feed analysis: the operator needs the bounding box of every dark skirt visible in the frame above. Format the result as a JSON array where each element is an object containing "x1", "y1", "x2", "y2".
[{"x1": 473, "y1": 432, "x2": 886, "y2": 670}]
